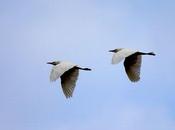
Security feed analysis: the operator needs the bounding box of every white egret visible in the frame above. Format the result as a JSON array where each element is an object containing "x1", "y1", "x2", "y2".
[
  {"x1": 109, "y1": 48, "x2": 155, "y2": 82},
  {"x1": 47, "y1": 61, "x2": 91, "y2": 98}
]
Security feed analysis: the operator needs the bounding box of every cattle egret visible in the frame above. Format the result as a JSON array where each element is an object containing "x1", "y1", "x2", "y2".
[
  {"x1": 47, "y1": 61, "x2": 91, "y2": 98},
  {"x1": 109, "y1": 48, "x2": 155, "y2": 82}
]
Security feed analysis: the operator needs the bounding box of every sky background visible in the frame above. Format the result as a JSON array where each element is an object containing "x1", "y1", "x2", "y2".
[{"x1": 1, "y1": 0, "x2": 175, "y2": 130}]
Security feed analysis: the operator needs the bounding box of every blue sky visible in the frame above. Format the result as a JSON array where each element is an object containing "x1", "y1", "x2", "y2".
[{"x1": 1, "y1": 0, "x2": 175, "y2": 130}]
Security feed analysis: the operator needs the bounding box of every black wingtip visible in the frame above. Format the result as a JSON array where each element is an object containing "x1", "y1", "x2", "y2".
[
  {"x1": 83, "y1": 68, "x2": 92, "y2": 71},
  {"x1": 78, "y1": 67, "x2": 92, "y2": 71},
  {"x1": 148, "y1": 52, "x2": 156, "y2": 56}
]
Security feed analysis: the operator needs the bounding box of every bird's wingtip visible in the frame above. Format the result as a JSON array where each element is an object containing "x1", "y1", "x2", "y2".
[{"x1": 151, "y1": 52, "x2": 156, "y2": 56}]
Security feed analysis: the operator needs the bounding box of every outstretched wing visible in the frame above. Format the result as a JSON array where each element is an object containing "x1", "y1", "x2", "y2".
[
  {"x1": 61, "y1": 67, "x2": 79, "y2": 98},
  {"x1": 50, "y1": 61, "x2": 76, "y2": 81},
  {"x1": 112, "y1": 48, "x2": 137, "y2": 64},
  {"x1": 124, "y1": 53, "x2": 142, "y2": 82}
]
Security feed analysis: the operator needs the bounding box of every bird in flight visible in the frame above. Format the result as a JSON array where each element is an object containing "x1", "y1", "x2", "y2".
[
  {"x1": 109, "y1": 48, "x2": 155, "y2": 82},
  {"x1": 47, "y1": 61, "x2": 91, "y2": 98}
]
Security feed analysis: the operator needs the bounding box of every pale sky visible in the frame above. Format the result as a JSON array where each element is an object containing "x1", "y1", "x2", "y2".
[{"x1": 1, "y1": 0, "x2": 175, "y2": 130}]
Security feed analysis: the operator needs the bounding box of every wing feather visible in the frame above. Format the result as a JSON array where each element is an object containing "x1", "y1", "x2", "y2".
[
  {"x1": 61, "y1": 67, "x2": 79, "y2": 98},
  {"x1": 50, "y1": 61, "x2": 76, "y2": 81},
  {"x1": 112, "y1": 48, "x2": 137, "y2": 64},
  {"x1": 124, "y1": 53, "x2": 142, "y2": 82}
]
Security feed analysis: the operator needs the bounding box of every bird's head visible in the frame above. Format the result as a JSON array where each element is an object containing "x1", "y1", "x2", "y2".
[
  {"x1": 109, "y1": 48, "x2": 123, "y2": 53},
  {"x1": 47, "y1": 61, "x2": 60, "y2": 66}
]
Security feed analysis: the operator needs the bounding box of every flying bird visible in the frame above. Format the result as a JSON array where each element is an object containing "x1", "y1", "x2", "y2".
[
  {"x1": 109, "y1": 48, "x2": 155, "y2": 82},
  {"x1": 47, "y1": 61, "x2": 91, "y2": 98}
]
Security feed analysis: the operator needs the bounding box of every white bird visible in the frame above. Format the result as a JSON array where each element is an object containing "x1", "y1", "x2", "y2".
[
  {"x1": 47, "y1": 61, "x2": 91, "y2": 98},
  {"x1": 109, "y1": 48, "x2": 155, "y2": 82}
]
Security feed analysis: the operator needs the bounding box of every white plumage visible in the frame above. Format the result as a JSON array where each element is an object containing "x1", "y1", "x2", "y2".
[
  {"x1": 50, "y1": 61, "x2": 76, "y2": 82},
  {"x1": 47, "y1": 61, "x2": 91, "y2": 98},
  {"x1": 111, "y1": 48, "x2": 138, "y2": 64},
  {"x1": 109, "y1": 48, "x2": 155, "y2": 82}
]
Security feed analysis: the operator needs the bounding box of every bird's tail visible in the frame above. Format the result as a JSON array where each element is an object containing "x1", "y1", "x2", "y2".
[{"x1": 78, "y1": 67, "x2": 92, "y2": 71}]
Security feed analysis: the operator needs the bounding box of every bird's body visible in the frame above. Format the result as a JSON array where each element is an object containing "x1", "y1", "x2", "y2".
[
  {"x1": 111, "y1": 48, "x2": 138, "y2": 64},
  {"x1": 47, "y1": 61, "x2": 91, "y2": 98},
  {"x1": 109, "y1": 48, "x2": 155, "y2": 82},
  {"x1": 49, "y1": 61, "x2": 77, "y2": 81}
]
